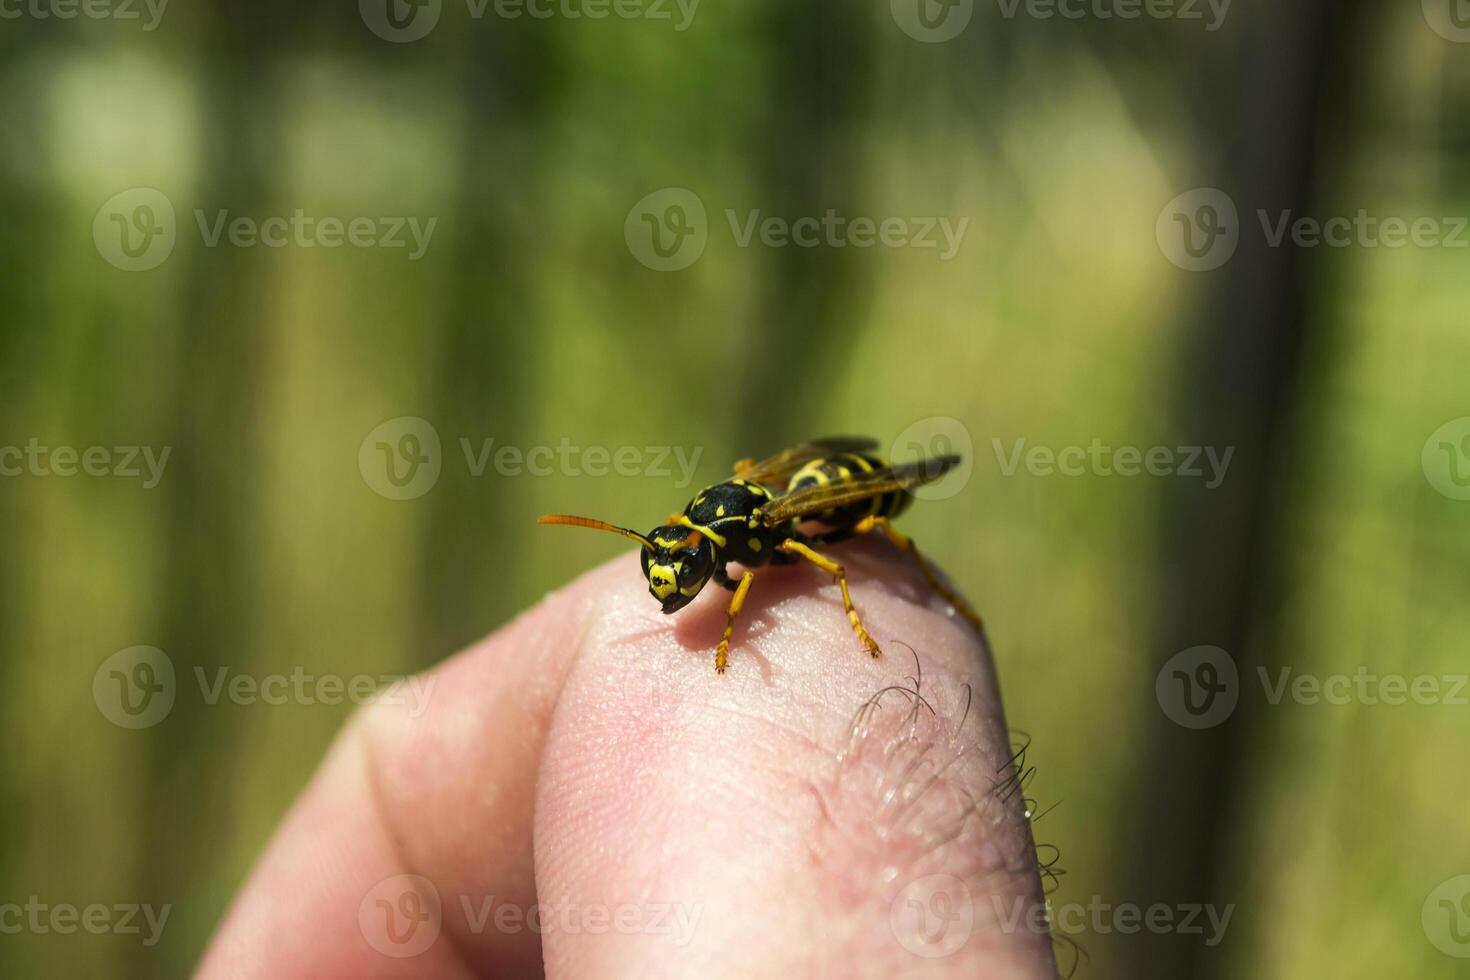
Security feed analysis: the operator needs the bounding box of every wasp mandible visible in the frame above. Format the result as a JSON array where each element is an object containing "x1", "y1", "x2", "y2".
[{"x1": 540, "y1": 437, "x2": 981, "y2": 673}]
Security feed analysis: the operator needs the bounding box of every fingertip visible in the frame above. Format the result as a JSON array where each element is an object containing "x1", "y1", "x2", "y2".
[{"x1": 532, "y1": 542, "x2": 1054, "y2": 979}]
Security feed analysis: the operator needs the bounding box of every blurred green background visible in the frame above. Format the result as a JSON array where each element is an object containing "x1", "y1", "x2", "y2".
[{"x1": 3, "y1": 1, "x2": 1470, "y2": 977}]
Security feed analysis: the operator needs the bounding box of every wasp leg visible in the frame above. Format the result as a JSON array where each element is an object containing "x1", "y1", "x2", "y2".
[
  {"x1": 713, "y1": 564, "x2": 740, "y2": 592},
  {"x1": 775, "y1": 540, "x2": 881, "y2": 659},
  {"x1": 715, "y1": 570, "x2": 756, "y2": 674},
  {"x1": 852, "y1": 516, "x2": 983, "y2": 630}
]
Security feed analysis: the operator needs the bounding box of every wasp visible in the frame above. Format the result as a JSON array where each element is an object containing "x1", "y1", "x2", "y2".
[{"x1": 539, "y1": 437, "x2": 982, "y2": 673}]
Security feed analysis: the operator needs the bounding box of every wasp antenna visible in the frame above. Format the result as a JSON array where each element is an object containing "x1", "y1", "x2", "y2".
[{"x1": 537, "y1": 514, "x2": 655, "y2": 549}]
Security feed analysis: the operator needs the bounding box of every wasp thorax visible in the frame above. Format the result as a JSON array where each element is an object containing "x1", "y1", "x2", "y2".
[{"x1": 640, "y1": 525, "x2": 716, "y2": 614}]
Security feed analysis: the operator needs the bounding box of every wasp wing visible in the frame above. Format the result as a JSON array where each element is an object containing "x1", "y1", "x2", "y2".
[
  {"x1": 760, "y1": 455, "x2": 961, "y2": 525},
  {"x1": 734, "y1": 436, "x2": 879, "y2": 487}
]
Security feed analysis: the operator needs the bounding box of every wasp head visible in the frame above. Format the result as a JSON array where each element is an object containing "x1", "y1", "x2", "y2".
[{"x1": 640, "y1": 525, "x2": 716, "y2": 614}]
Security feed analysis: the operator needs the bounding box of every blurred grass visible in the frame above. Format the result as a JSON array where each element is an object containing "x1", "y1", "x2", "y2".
[{"x1": 1, "y1": 3, "x2": 1468, "y2": 978}]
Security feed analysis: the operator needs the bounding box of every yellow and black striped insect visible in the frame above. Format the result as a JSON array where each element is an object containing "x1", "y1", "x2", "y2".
[{"x1": 539, "y1": 437, "x2": 981, "y2": 673}]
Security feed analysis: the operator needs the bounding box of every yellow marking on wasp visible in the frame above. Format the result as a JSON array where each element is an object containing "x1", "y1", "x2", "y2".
[
  {"x1": 648, "y1": 563, "x2": 678, "y2": 600},
  {"x1": 792, "y1": 460, "x2": 830, "y2": 488},
  {"x1": 748, "y1": 538, "x2": 762, "y2": 552},
  {"x1": 676, "y1": 514, "x2": 726, "y2": 548},
  {"x1": 714, "y1": 570, "x2": 756, "y2": 673},
  {"x1": 776, "y1": 539, "x2": 881, "y2": 658},
  {"x1": 847, "y1": 452, "x2": 875, "y2": 474},
  {"x1": 717, "y1": 505, "x2": 725, "y2": 517}
]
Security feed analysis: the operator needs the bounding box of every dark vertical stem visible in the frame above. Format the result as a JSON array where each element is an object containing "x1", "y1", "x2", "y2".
[
  {"x1": 1121, "y1": 4, "x2": 1368, "y2": 979},
  {"x1": 138, "y1": 5, "x2": 302, "y2": 974},
  {"x1": 735, "y1": 0, "x2": 874, "y2": 451},
  {"x1": 411, "y1": 32, "x2": 559, "y2": 660}
]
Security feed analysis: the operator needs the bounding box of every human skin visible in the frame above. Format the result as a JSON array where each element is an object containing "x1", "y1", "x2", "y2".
[{"x1": 196, "y1": 538, "x2": 1057, "y2": 979}]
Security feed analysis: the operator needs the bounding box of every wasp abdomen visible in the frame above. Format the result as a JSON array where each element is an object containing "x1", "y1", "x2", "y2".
[{"x1": 787, "y1": 452, "x2": 911, "y2": 526}]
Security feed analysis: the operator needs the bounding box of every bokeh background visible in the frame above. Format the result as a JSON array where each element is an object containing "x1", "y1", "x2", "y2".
[{"x1": 3, "y1": 1, "x2": 1470, "y2": 977}]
